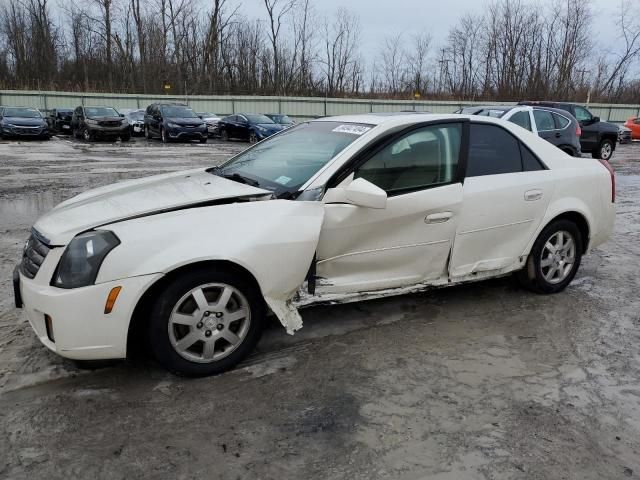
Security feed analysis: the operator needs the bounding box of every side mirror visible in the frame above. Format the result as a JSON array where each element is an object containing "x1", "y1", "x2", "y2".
[
  {"x1": 592, "y1": 116, "x2": 600, "y2": 123},
  {"x1": 344, "y1": 178, "x2": 387, "y2": 209},
  {"x1": 119, "y1": 113, "x2": 124, "y2": 117}
]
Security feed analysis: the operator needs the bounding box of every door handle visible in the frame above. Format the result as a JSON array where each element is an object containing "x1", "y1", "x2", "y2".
[
  {"x1": 524, "y1": 189, "x2": 543, "y2": 201},
  {"x1": 555, "y1": 132, "x2": 562, "y2": 138},
  {"x1": 425, "y1": 212, "x2": 453, "y2": 224}
]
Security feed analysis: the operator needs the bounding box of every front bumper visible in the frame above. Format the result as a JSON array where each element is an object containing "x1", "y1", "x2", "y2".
[
  {"x1": 168, "y1": 126, "x2": 207, "y2": 140},
  {"x1": 91, "y1": 126, "x2": 128, "y2": 137},
  {"x1": 15, "y1": 266, "x2": 162, "y2": 360}
]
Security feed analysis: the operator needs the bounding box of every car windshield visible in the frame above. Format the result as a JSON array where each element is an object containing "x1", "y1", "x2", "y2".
[
  {"x1": 198, "y1": 112, "x2": 216, "y2": 118},
  {"x1": 246, "y1": 114, "x2": 274, "y2": 124},
  {"x1": 3, "y1": 107, "x2": 41, "y2": 118},
  {"x1": 212, "y1": 121, "x2": 373, "y2": 197},
  {"x1": 85, "y1": 107, "x2": 118, "y2": 117},
  {"x1": 162, "y1": 106, "x2": 197, "y2": 118},
  {"x1": 127, "y1": 111, "x2": 144, "y2": 120}
]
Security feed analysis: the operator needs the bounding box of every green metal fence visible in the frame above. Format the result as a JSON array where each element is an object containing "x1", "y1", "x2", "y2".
[{"x1": 1, "y1": 90, "x2": 639, "y2": 123}]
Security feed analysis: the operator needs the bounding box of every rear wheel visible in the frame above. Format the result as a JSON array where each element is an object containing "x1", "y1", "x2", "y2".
[
  {"x1": 517, "y1": 219, "x2": 583, "y2": 294},
  {"x1": 161, "y1": 127, "x2": 169, "y2": 143},
  {"x1": 149, "y1": 268, "x2": 265, "y2": 377},
  {"x1": 592, "y1": 139, "x2": 614, "y2": 160},
  {"x1": 199, "y1": 136, "x2": 207, "y2": 144}
]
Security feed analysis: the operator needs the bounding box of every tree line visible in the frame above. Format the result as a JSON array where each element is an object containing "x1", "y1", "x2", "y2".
[{"x1": 1, "y1": 0, "x2": 639, "y2": 103}]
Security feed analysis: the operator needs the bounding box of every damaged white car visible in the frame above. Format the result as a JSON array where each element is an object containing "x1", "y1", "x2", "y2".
[{"x1": 14, "y1": 113, "x2": 616, "y2": 376}]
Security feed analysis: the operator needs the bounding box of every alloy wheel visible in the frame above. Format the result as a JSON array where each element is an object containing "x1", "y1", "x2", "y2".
[
  {"x1": 168, "y1": 283, "x2": 251, "y2": 363},
  {"x1": 540, "y1": 230, "x2": 576, "y2": 284},
  {"x1": 600, "y1": 141, "x2": 613, "y2": 160}
]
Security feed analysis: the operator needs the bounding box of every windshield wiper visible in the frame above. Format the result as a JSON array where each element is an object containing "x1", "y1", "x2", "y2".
[{"x1": 219, "y1": 172, "x2": 260, "y2": 187}]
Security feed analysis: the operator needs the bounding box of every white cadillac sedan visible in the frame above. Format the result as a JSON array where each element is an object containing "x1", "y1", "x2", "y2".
[{"x1": 14, "y1": 113, "x2": 615, "y2": 377}]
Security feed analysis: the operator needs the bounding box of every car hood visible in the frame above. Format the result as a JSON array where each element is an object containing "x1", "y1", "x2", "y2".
[
  {"x1": 2, "y1": 116, "x2": 45, "y2": 126},
  {"x1": 87, "y1": 116, "x2": 123, "y2": 122},
  {"x1": 34, "y1": 169, "x2": 273, "y2": 245},
  {"x1": 256, "y1": 123, "x2": 284, "y2": 131},
  {"x1": 591, "y1": 120, "x2": 619, "y2": 133}
]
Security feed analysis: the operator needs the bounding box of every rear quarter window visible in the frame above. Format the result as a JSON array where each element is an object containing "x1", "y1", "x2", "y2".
[{"x1": 467, "y1": 124, "x2": 522, "y2": 176}]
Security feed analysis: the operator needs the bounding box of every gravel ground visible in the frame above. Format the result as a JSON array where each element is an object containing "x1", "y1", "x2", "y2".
[{"x1": 0, "y1": 135, "x2": 639, "y2": 479}]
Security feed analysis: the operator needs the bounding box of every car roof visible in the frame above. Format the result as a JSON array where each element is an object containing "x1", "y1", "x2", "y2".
[
  {"x1": 313, "y1": 112, "x2": 477, "y2": 126},
  {"x1": 530, "y1": 105, "x2": 578, "y2": 121}
]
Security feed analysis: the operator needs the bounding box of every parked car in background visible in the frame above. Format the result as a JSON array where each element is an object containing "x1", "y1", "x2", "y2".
[
  {"x1": 0, "y1": 106, "x2": 50, "y2": 140},
  {"x1": 623, "y1": 117, "x2": 640, "y2": 140},
  {"x1": 123, "y1": 109, "x2": 145, "y2": 136},
  {"x1": 197, "y1": 112, "x2": 222, "y2": 137},
  {"x1": 519, "y1": 101, "x2": 618, "y2": 160},
  {"x1": 265, "y1": 113, "x2": 295, "y2": 128},
  {"x1": 144, "y1": 103, "x2": 207, "y2": 143},
  {"x1": 46, "y1": 108, "x2": 74, "y2": 134},
  {"x1": 618, "y1": 124, "x2": 632, "y2": 144},
  {"x1": 71, "y1": 106, "x2": 130, "y2": 142},
  {"x1": 456, "y1": 105, "x2": 582, "y2": 156},
  {"x1": 14, "y1": 113, "x2": 615, "y2": 377},
  {"x1": 217, "y1": 113, "x2": 285, "y2": 143}
]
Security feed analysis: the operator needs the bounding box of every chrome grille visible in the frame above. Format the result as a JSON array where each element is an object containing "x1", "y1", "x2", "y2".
[
  {"x1": 21, "y1": 231, "x2": 51, "y2": 279},
  {"x1": 99, "y1": 120, "x2": 121, "y2": 127}
]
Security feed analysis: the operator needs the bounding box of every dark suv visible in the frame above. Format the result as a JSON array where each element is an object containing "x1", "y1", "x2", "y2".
[
  {"x1": 71, "y1": 106, "x2": 130, "y2": 142},
  {"x1": 0, "y1": 106, "x2": 50, "y2": 140},
  {"x1": 519, "y1": 102, "x2": 618, "y2": 160},
  {"x1": 47, "y1": 108, "x2": 74, "y2": 134},
  {"x1": 144, "y1": 103, "x2": 207, "y2": 143}
]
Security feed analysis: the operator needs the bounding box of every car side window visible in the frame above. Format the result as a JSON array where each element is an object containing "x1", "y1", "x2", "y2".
[
  {"x1": 354, "y1": 123, "x2": 461, "y2": 194},
  {"x1": 467, "y1": 124, "x2": 522, "y2": 177},
  {"x1": 533, "y1": 110, "x2": 555, "y2": 131},
  {"x1": 521, "y1": 144, "x2": 544, "y2": 171},
  {"x1": 508, "y1": 111, "x2": 532, "y2": 131},
  {"x1": 573, "y1": 106, "x2": 592, "y2": 122},
  {"x1": 553, "y1": 113, "x2": 570, "y2": 129}
]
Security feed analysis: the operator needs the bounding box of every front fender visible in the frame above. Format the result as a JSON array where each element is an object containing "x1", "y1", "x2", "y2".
[{"x1": 97, "y1": 200, "x2": 325, "y2": 333}]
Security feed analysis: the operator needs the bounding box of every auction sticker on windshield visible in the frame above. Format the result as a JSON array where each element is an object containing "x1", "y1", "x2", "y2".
[
  {"x1": 332, "y1": 125, "x2": 372, "y2": 135},
  {"x1": 274, "y1": 175, "x2": 292, "y2": 185}
]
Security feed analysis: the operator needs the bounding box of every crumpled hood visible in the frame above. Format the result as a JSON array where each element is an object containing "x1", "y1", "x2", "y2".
[
  {"x1": 34, "y1": 169, "x2": 272, "y2": 245},
  {"x1": 2, "y1": 116, "x2": 46, "y2": 126}
]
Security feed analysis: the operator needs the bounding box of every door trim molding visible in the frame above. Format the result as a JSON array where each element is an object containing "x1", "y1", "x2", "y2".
[
  {"x1": 317, "y1": 239, "x2": 450, "y2": 265},
  {"x1": 458, "y1": 218, "x2": 534, "y2": 236}
]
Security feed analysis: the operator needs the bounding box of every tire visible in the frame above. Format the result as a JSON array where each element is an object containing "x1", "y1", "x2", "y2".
[
  {"x1": 161, "y1": 127, "x2": 169, "y2": 143},
  {"x1": 220, "y1": 129, "x2": 229, "y2": 141},
  {"x1": 149, "y1": 268, "x2": 266, "y2": 377},
  {"x1": 517, "y1": 219, "x2": 583, "y2": 294},
  {"x1": 200, "y1": 137, "x2": 207, "y2": 144},
  {"x1": 145, "y1": 125, "x2": 151, "y2": 140},
  {"x1": 592, "y1": 139, "x2": 614, "y2": 160},
  {"x1": 121, "y1": 134, "x2": 131, "y2": 142},
  {"x1": 83, "y1": 127, "x2": 94, "y2": 142},
  {"x1": 249, "y1": 131, "x2": 258, "y2": 144}
]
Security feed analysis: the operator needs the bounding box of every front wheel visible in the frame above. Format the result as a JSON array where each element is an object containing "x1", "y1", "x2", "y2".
[
  {"x1": 249, "y1": 131, "x2": 258, "y2": 144},
  {"x1": 199, "y1": 136, "x2": 207, "y2": 144},
  {"x1": 149, "y1": 268, "x2": 266, "y2": 377},
  {"x1": 592, "y1": 139, "x2": 614, "y2": 160},
  {"x1": 83, "y1": 127, "x2": 94, "y2": 142},
  {"x1": 161, "y1": 127, "x2": 169, "y2": 143},
  {"x1": 517, "y1": 219, "x2": 583, "y2": 294},
  {"x1": 220, "y1": 129, "x2": 229, "y2": 141}
]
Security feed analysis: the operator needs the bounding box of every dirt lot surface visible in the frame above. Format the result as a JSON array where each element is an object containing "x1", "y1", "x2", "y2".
[{"x1": 0, "y1": 135, "x2": 639, "y2": 479}]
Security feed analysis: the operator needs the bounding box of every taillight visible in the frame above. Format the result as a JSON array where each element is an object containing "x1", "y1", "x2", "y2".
[
  {"x1": 599, "y1": 159, "x2": 615, "y2": 203},
  {"x1": 576, "y1": 126, "x2": 581, "y2": 136}
]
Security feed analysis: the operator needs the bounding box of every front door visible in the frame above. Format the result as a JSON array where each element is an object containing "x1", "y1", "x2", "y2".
[
  {"x1": 316, "y1": 122, "x2": 465, "y2": 294},
  {"x1": 450, "y1": 122, "x2": 554, "y2": 277}
]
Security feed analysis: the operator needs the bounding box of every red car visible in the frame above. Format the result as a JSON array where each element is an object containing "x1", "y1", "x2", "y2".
[{"x1": 624, "y1": 117, "x2": 640, "y2": 140}]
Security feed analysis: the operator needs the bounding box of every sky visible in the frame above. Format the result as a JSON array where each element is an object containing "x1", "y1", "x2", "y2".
[{"x1": 240, "y1": 0, "x2": 622, "y2": 65}]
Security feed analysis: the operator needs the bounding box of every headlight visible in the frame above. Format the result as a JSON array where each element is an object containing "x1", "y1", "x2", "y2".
[
  {"x1": 167, "y1": 122, "x2": 180, "y2": 128},
  {"x1": 85, "y1": 119, "x2": 98, "y2": 125},
  {"x1": 53, "y1": 231, "x2": 120, "y2": 288},
  {"x1": 256, "y1": 125, "x2": 266, "y2": 132},
  {"x1": 121, "y1": 119, "x2": 129, "y2": 125}
]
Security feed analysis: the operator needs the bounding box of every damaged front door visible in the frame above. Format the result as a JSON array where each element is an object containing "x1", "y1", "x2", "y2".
[{"x1": 315, "y1": 122, "x2": 465, "y2": 294}]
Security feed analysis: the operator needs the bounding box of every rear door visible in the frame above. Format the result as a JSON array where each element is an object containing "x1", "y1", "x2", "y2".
[
  {"x1": 317, "y1": 121, "x2": 465, "y2": 294},
  {"x1": 532, "y1": 109, "x2": 558, "y2": 145},
  {"x1": 450, "y1": 122, "x2": 555, "y2": 278}
]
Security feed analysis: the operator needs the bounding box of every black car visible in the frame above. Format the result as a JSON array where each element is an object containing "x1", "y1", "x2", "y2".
[
  {"x1": 519, "y1": 101, "x2": 618, "y2": 160},
  {"x1": 265, "y1": 113, "x2": 295, "y2": 127},
  {"x1": 124, "y1": 109, "x2": 145, "y2": 136},
  {"x1": 47, "y1": 108, "x2": 74, "y2": 134},
  {"x1": 457, "y1": 105, "x2": 582, "y2": 156},
  {"x1": 71, "y1": 106, "x2": 130, "y2": 142},
  {"x1": 144, "y1": 103, "x2": 207, "y2": 143},
  {"x1": 218, "y1": 113, "x2": 285, "y2": 143},
  {"x1": 0, "y1": 106, "x2": 50, "y2": 140}
]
